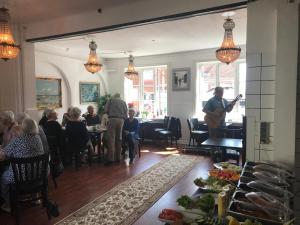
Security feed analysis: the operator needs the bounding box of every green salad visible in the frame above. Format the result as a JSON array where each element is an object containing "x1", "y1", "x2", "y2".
[
  {"x1": 194, "y1": 176, "x2": 231, "y2": 193},
  {"x1": 177, "y1": 194, "x2": 215, "y2": 214}
]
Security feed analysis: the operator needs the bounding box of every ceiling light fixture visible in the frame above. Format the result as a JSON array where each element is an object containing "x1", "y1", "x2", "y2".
[
  {"x1": 84, "y1": 40, "x2": 102, "y2": 74},
  {"x1": 125, "y1": 54, "x2": 138, "y2": 80},
  {"x1": 216, "y1": 15, "x2": 241, "y2": 64},
  {"x1": 0, "y1": 7, "x2": 20, "y2": 61}
]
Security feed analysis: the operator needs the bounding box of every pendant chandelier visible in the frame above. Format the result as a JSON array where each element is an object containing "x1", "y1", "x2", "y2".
[
  {"x1": 0, "y1": 7, "x2": 20, "y2": 61},
  {"x1": 216, "y1": 17, "x2": 241, "y2": 64},
  {"x1": 84, "y1": 40, "x2": 102, "y2": 74},
  {"x1": 124, "y1": 54, "x2": 138, "y2": 79}
]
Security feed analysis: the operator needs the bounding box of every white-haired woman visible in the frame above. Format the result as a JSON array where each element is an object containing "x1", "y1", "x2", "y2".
[
  {"x1": 0, "y1": 118, "x2": 44, "y2": 213},
  {"x1": 65, "y1": 107, "x2": 91, "y2": 158},
  {"x1": 16, "y1": 112, "x2": 49, "y2": 154},
  {"x1": 1, "y1": 111, "x2": 20, "y2": 147}
]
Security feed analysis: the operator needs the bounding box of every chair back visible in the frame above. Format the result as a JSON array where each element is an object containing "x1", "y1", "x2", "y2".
[
  {"x1": 198, "y1": 121, "x2": 209, "y2": 131},
  {"x1": 10, "y1": 153, "x2": 49, "y2": 189},
  {"x1": 163, "y1": 116, "x2": 170, "y2": 129},
  {"x1": 167, "y1": 117, "x2": 176, "y2": 131},
  {"x1": 47, "y1": 135, "x2": 60, "y2": 157},
  {"x1": 171, "y1": 118, "x2": 182, "y2": 140},
  {"x1": 187, "y1": 118, "x2": 193, "y2": 133},
  {"x1": 190, "y1": 118, "x2": 199, "y2": 130}
]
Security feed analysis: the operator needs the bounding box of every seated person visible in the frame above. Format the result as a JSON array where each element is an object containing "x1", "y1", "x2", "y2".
[
  {"x1": 16, "y1": 112, "x2": 49, "y2": 154},
  {"x1": 0, "y1": 118, "x2": 44, "y2": 213},
  {"x1": 38, "y1": 108, "x2": 51, "y2": 130},
  {"x1": 62, "y1": 107, "x2": 72, "y2": 127},
  {"x1": 122, "y1": 108, "x2": 139, "y2": 164},
  {"x1": 83, "y1": 105, "x2": 100, "y2": 126},
  {"x1": 1, "y1": 111, "x2": 20, "y2": 148},
  {"x1": 43, "y1": 109, "x2": 62, "y2": 148},
  {"x1": 65, "y1": 107, "x2": 92, "y2": 154}
]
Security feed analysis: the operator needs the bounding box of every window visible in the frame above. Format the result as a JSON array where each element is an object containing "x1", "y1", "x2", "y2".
[
  {"x1": 196, "y1": 61, "x2": 246, "y2": 122},
  {"x1": 124, "y1": 65, "x2": 167, "y2": 119}
]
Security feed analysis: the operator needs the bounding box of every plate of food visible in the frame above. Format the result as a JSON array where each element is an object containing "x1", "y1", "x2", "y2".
[
  {"x1": 214, "y1": 162, "x2": 242, "y2": 173},
  {"x1": 177, "y1": 193, "x2": 215, "y2": 216},
  {"x1": 194, "y1": 176, "x2": 232, "y2": 193},
  {"x1": 158, "y1": 208, "x2": 183, "y2": 224},
  {"x1": 209, "y1": 169, "x2": 240, "y2": 183}
]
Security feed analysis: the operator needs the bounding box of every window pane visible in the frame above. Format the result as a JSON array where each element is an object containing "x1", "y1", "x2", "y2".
[
  {"x1": 199, "y1": 63, "x2": 217, "y2": 103},
  {"x1": 125, "y1": 66, "x2": 167, "y2": 119},
  {"x1": 219, "y1": 63, "x2": 235, "y2": 100},
  {"x1": 196, "y1": 61, "x2": 246, "y2": 122},
  {"x1": 143, "y1": 69, "x2": 154, "y2": 86}
]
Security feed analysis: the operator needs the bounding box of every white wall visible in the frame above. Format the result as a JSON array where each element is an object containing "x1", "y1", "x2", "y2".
[
  {"x1": 25, "y1": 0, "x2": 246, "y2": 40},
  {"x1": 246, "y1": 0, "x2": 298, "y2": 167},
  {"x1": 35, "y1": 50, "x2": 109, "y2": 122},
  {"x1": 105, "y1": 48, "x2": 246, "y2": 143}
]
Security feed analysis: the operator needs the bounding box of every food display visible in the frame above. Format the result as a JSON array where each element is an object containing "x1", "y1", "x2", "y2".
[
  {"x1": 157, "y1": 161, "x2": 294, "y2": 225},
  {"x1": 158, "y1": 208, "x2": 183, "y2": 224},
  {"x1": 227, "y1": 161, "x2": 294, "y2": 225},
  {"x1": 194, "y1": 176, "x2": 233, "y2": 193},
  {"x1": 209, "y1": 169, "x2": 240, "y2": 182},
  {"x1": 177, "y1": 194, "x2": 215, "y2": 214},
  {"x1": 214, "y1": 162, "x2": 242, "y2": 173}
]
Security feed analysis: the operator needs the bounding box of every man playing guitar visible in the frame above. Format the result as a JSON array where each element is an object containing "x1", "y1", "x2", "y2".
[{"x1": 203, "y1": 87, "x2": 239, "y2": 137}]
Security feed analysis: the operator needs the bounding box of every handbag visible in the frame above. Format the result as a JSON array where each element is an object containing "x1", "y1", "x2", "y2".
[{"x1": 46, "y1": 199, "x2": 60, "y2": 218}]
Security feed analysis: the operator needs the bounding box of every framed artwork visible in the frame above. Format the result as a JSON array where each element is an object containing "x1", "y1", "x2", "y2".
[
  {"x1": 36, "y1": 77, "x2": 62, "y2": 110},
  {"x1": 172, "y1": 68, "x2": 191, "y2": 91},
  {"x1": 80, "y1": 82, "x2": 100, "y2": 103}
]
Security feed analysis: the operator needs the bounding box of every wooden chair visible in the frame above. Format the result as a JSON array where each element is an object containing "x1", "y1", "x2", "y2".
[
  {"x1": 66, "y1": 138, "x2": 93, "y2": 171},
  {"x1": 46, "y1": 136, "x2": 61, "y2": 188},
  {"x1": 154, "y1": 116, "x2": 169, "y2": 132},
  {"x1": 158, "y1": 117, "x2": 181, "y2": 148},
  {"x1": 10, "y1": 153, "x2": 50, "y2": 225},
  {"x1": 187, "y1": 118, "x2": 208, "y2": 146}
]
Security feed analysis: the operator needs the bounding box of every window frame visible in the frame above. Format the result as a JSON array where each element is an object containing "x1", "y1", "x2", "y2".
[
  {"x1": 124, "y1": 65, "x2": 168, "y2": 119},
  {"x1": 196, "y1": 59, "x2": 246, "y2": 122}
]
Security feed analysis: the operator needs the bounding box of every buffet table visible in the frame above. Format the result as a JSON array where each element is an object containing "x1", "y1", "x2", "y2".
[{"x1": 133, "y1": 159, "x2": 295, "y2": 225}]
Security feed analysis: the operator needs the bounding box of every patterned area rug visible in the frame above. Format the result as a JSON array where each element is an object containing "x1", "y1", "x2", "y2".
[{"x1": 55, "y1": 155, "x2": 200, "y2": 225}]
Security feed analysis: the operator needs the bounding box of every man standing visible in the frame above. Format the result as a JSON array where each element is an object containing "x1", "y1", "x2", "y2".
[
  {"x1": 105, "y1": 93, "x2": 128, "y2": 165},
  {"x1": 203, "y1": 87, "x2": 235, "y2": 137}
]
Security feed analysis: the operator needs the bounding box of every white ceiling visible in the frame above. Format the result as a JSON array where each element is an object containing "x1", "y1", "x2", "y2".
[
  {"x1": 35, "y1": 8, "x2": 247, "y2": 59},
  {"x1": 4, "y1": 0, "x2": 141, "y2": 23}
]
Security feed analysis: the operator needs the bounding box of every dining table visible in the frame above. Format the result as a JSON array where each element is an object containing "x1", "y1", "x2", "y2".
[{"x1": 201, "y1": 138, "x2": 245, "y2": 165}]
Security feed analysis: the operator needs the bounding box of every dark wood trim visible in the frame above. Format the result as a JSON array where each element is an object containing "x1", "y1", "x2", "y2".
[{"x1": 26, "y1": 1, "x2": 247, "y2": 43}]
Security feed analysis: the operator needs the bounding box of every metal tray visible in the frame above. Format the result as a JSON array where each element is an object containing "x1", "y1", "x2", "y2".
[{"x1": 227, "y1": 200, "x2": 288, "y2": 225}]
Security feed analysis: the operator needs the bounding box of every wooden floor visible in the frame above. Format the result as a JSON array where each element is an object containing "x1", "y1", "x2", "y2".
[{"x1": 0, "y1": 145, "x2": 213, "y2": 225}]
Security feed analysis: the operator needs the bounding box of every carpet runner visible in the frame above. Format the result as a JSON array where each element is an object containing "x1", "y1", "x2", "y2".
[{"x1": 55, "y1": 154, "x2": 200, "y2": 225}]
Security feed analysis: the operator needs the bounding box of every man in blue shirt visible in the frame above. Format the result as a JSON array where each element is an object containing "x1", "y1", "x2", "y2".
[{"x1": 203, "y1": 87, "x2": 235, "y2": 137}]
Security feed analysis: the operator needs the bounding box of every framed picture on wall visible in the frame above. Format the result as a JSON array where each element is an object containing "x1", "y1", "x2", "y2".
[
  {"x1": 172, "y1": 67, "x2": 191, "y2": 91},
  {"x1": 36, "y1": 77, "x2": 62, "y2": 110},
  {"x1": 79, "y1": 82, "x2": 100, "y2": 104}
]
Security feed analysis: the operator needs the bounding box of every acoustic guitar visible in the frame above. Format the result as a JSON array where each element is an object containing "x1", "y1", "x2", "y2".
[{"x1": 204, "y1": 94, "x2": 243, "y2": 129}]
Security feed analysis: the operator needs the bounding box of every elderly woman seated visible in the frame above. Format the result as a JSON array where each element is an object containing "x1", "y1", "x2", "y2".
[
  {"x1": 1, "y1": 111, "x2": 20, "y2": 148},
  {"x1": 65, "y1": 107, "x2": 93, "y2": 160},
  {"x1": 16, "y1": 112, "x2": 49, "y2": 154},
  {"x1": 122, "y1": 108, "x2": 139, "y2": 164},
  {"x1": 0, "y1": 118, "x2": 45, "y2": 213}
]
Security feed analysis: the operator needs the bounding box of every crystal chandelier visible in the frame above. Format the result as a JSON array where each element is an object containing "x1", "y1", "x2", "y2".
[
  {"x1": 0, "y1": 7, "x2": 20, "y2": 61},
  {"x1": 125, "y1": 54, "x2": 138, "y2": 79},
  {"x1": 84, "y1": 41, "x2": 102, "y2": 74},
  {"x1": 216, "y1": 17, "x2": 241, "y2": 64}
]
